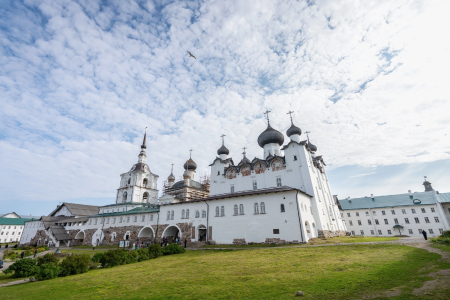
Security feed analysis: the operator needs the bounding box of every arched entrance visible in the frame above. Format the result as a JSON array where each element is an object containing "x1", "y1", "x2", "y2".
[
  {"x1": 312, "y1": 223, "x2": 317, "y2": 237},
  {"x1": 75, "y1": 231, "x2": 85, "y2": 241},
  {"x1": 138, "y1": 227, "x2": 154, "y2": 244},
  {"x1": 162, "y1": 225, "x2": 181, "y2": 244},
  {"x1": 198, "y1": 225, "x2": 207, "y2": 242},
  {"x1": 305, "y1": 221, "x2": 313, "y2": 239}
]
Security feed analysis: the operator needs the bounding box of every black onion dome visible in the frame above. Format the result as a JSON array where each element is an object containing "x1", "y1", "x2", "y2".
[
  {"x1": 217, "y1": 144, "x2": 229, "y2": 155},
  {"x1": 183, "y1": 158, "x2": 197, "y2": 171},
  {"x1": 286, "y1": 123, "x2": 302, "y2": 137},
  {"x1": 168, "y1": 172, "x2": 175, "y2": 181},
  {"x1": 308, "y1": 142, "x2": 317, "y2": 152},
  {"x1": 257, "y1": 124, "x2": 285, "y2": 148}
]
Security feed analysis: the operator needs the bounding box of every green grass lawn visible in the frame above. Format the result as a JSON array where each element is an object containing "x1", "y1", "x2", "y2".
[
  {"x1": 71, "y1": 245, "x2": 119, "y2": 249},
  {"x1": 1, "y1": 244, "x2": 448, "y2": 299},
  {"x1": 430, "y1": 243, "x2": 450, "y2": 253},
  {"x1": 61, "y1": 249, "x2": 110, "y2": 257},
  {"x1": 202, "y1": 236, "x2": 399, "y2": 248}
]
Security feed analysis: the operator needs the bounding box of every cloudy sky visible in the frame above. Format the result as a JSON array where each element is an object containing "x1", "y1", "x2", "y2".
[{"x1": 1, "y1": 0, "x2": 449, "y2": 216}]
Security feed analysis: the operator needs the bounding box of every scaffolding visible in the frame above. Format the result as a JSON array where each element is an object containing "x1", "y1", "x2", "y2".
[{"x1": 162, "y1": 172, "x2": 210, "y2": 202}]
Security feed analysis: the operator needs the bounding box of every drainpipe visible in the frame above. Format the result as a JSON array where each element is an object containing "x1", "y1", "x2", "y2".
[
  {"x1": 204, "y1": 200, "x2": 209, "y2": 242},
  {"x1": 368, "y1": 208, "x2": 379, "y2": 237},
  {"x1": 295, "y1": 191, "x2": 305, "y2": 243},
  {"x1": 154, "y1": 212, "x2": 160, "y2": 243}
]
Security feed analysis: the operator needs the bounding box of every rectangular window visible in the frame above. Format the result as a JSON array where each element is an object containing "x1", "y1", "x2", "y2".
[
  {"x1": 384, "y1": 219, "x2": 389, "y2": 225},
  {"x1": 439, "y1": 228, "x2": 444, "y2": 234},
  {"x1": 127, "y1": 217, "x2": 130, "y2": 223},
  {"x1": 394, "y1": 218, "x2": 399, "y2": 225},
  {"x1": 113, "y1": 218, "x2": 116, "y2": 224},
  {"x1": 360, "y1": 230, "x2": 364, "y2": 235},
  {"x1": 347, "y1": 213, "x2": 351, "y2": 217},
  {"x1": 378, "y1": 230, "x2": 382, "y2": 235},
  {"x1": 150, "y1": 215, "x2": 154, "y2": 221},
  {"x1": 368, "y1": 220, "x2": 372, "y2": 225},
  {"x1": 448, "y1": 208, "x2": 450, "y2": 214},
  {"x1": 421, "y1": 208, "x2": 426, "y2": 213},
  {"x1": 405, "y1": 218, "x2": 410, "y2": 224},
  {"x1": 273, "y1": 229, "x2": 280, "y2": 234},
  {"x1": 431, "y1": 207, "x2": 435, "y2": 213},
  {"x1": 434, "y1": 217, "x2": 440, "y2": 223},
  {"x1": 414, "y1": 217, "x2": 420, "y2": 223},
  {"x1": 429, "y1": 229, "x2": 434, "y2": 234},
  {"x1": 106, "y1": 218, "x2": 110, "y2": 224},
  {"x1": 408, "y1": 229, "x2": 413, "y2": 234},
  {"x1": 357, "y1": 220, "x2": 362, "y2": 226},
  {"x1": 351, "y1": 230, "x2": 355, "y2": 235},
  {"x1": 356, "y1": 212, "x2": 360, "y2": 217},
  {"x1": 411, "y1": 209, "x2": 416, "y2": 214},
  {"x1": 89, "y1": 220, "x2": 92, "y2": 225},
  {"x1": 294, "y1": 155, "x2": 297, "y2": 161},
  {"x1": 94, "y1": 219, "x2": 98, "y2": 225},
  {"x1": 365, "y1": 211, "x2": 369, "y2": 216},
  {"x1": 252, "y1": 181, "x2": 257, "y2": 190},
  {"x1": 230, "y1": 185, "x2": 235, "y2": 193},
  {"x1": 372, "y1": 211, "x2": 376, "y2": 216},
  {"x1": 133, "y1": 216, "x2": 137, "y2": 222},
  {"x1": 387, "y1": 230, "x2": 392, "y2": 235},
  {"x1": 391, "y1": 210, "x2": 395, "y2": 215},
  {"x1": 349, "y1": 221, "x2": 353, "y2": 226},
  {"x1": 276, "y1": 177, "x2": 282, "y2": 187},
  {"x1": 402, "y1": 209, "x2": 406, "y2": 214},
  {"x1": 142, "y1": 215, "x2": 145, "y2": 222},
  {"x1": 382, "y1": 211, "x2": 386, "y2": 215},
  {"x1": 341, "y1": 213, "x2": 344, "y2": 218},
  {"x1": 424, "y1": 217, "x2": 430, "y2": 223},
  {"x1": 418, "y1": 229, "x2": 422, "y2": 234},
  {"x1": 375, "y1": 219, "x2": 379, "y2": 225},
  {"x1": 119, "y1": 217, "x2": 123, "y2": 223},
  {"x1": 217, "y1": 171, "x2": 220, "y2": 175},
  {"x1": 100, "y1": 219, "x2": 104, "y2": 224},
  {"x1": 370, "y1": 230, "x2": 374, "y2": 235}
]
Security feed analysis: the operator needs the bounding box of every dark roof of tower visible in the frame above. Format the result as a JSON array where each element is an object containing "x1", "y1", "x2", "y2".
[
  {"x1": 308, "y1": 141, "x2": 317, "y2": 152},
  {"x1": 171, "y1": 179, "x2": 203, "y2": 190},
  {"x1": 132, "y1": 162, "x2": 149, "y2": 172},
  {"x1": 423, "y1": 180, "x2": 434, "y2": 192},
  {"x1": 184, "y1": 158, "x2": 197, "y2": 171},
  {"x1": 286, "y1": 123, "x2": 302, "y2": 137},
  {"x1": 168, "y1": 172, "x2": 175, "y2": 181},
  {"x1": 217, "y1": 144, "x2": 229, "y2": 155},
  {"x1": 141, "y1": 132, "x2": 147, "y2": 149},
  {"x1": 257, "y1": 124, "x2": 285, "y2": 148}
]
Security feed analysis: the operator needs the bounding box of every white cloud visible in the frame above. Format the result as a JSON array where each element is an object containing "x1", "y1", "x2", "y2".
[{"x1": 1, "y1": 0, "x2": 450, "y2": 205}]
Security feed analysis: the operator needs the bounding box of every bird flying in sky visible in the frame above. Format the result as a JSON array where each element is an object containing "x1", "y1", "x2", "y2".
[{"x1": 187, "y1": 51, "x2": 196, "y2": 59}]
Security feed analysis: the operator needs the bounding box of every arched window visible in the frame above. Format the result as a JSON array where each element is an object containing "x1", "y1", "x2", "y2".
[
  {"x1": 171, "y1": 210, "x2": 174, "y2": 220},
  {"x1": 186, "y1": 209, "x2": 189, "y2": 219},
  {"x1": 195, "y1": 210, "x2": 200, "y2": 218},
  {"x1": 143, "y1": 192, "x2": 148, "y2": 202},
  {"x1": 128, "y1": 178, "x2": 131, "y2": 184},
  {"x1": 143, "y1": 178, "x2": 148, "y2": 186},
  {"x1": 234, "y1": 205, "x2": 238, "y2": 215},
  {"x1": 280, "y1": 204, "x2": 285, "y2": 212},
  {"x1": 167, "y1": 211, "x2": 170, "y2": 220},
  {"x1": 221, "y1": 206, "x2": 225, "y2": 216},
  {"x1": 122, "y1": 192, "x2": 127, "y2": 203},
  {"x1": 239, "y1": 204, "x2": 244, "y2": 215},
  {"x1": 260, "y1": 202, "x2": 265, "y2": 214},
  {"x1": 215, "y1": 206, "x2": 219, "y2": 217},
  {"x1": 201, "y1": 210, "x2": 206, "y2": 218},
  {"x1": 182, "y1": 209, "x2": 185, "y2": 219},
  {"x1": 254, "y1": 203, "x2": 259, "y2": 214}
]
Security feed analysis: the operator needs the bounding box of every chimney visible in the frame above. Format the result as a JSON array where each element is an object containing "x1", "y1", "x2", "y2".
[
  {"x1": 371, "y1": 194, "x2": 375, "y2": 201},
  {"x1": 347, "y1": 196, "x2": 351, "y2": 203},
  {"x1": 408, "y1": 190, "x2": 413, "y2": 199}
]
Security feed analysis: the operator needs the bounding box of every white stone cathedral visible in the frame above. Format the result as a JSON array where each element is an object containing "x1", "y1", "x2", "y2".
[{"x1": 20, "y1": 113, "x2": 347, "y2": 247}]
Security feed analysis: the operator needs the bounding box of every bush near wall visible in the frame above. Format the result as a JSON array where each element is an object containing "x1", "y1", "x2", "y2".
[
  {"x1": 431, "y1": 230, "x2": 450, "y2": 245},
  {"x1": 37, "y1": 253, "x2": 58, "y2": 265},
  {"x1": 162, "y1": 243, "x2": 186, "y2": 255},
  {"x1": 35, "y1": 263, "x2": 61, "y2": 281},
  {"x1": 3, "y1": 258, "x2": 38, "y2": 278}
]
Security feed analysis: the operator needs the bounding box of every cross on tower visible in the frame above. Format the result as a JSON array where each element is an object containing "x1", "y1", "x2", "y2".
[
  {"x1": 221, "y1": 134, "x2": 226, "y2": 145},
  {"x1": 242, "y1": 147, "x2": 247, "y2": 156},
  {"x1": 189, "y1": 149, "x2": 192, "y2": 158},
  {"x1": 287, "y1": 111, "x2": 294, "y2": 124},
  {"x1": 264, "y1": 110, "x2": 271, "y2": 125},
  {"x1": 305, "y1": 131, "x2": 311, "y2": 142},
  {"x1": 171, "y1": 163, "x2": 174, "y2": 173}
]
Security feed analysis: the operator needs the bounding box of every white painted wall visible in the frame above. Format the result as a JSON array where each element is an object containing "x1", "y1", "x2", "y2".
[{"x1": 1, "y1": 224, "x2": 24, "y2": 243}]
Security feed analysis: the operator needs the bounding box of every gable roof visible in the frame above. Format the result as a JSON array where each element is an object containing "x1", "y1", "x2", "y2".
[
  {"x1": 0, "y1": 212, "x2": 21, "y2": 218},
  {"x1": 0, "y1": 217, "x2": 34, "y2": 225},
  {"x1": 338, "y1": 191, "x2": 437, "y2": 210},
  {"x1": 438, "y1": 192, "x2": 450, "y2": 203},
  {"x1": 49, "y1": 202, "x2": 99, "y2": 217}
]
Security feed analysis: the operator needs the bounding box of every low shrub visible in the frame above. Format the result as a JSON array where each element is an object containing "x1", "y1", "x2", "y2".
[
  {"x1": 59, "y1": 254, "x2": 90, "y2": 276},
  {"x1": 441, "y1": 230, "x2": 450, "y2": 238},
  {"x1": 162, "y1": 243, "x2": 186, "y2": 255},
  {"x1": 35, "y1": 263, "x2": 61, "y2": 281},
  {"x1": 88, "y1": 261, "x2": 100, "y2": 270},
  {"x1": 431, "y1": 236, "x2": 450, "y2": 245},
  {"x1": 136, "y1": 248, "x2": 150, "y2": 261},
  {"x1": 3, "y1": 258, "x2": 38, "y2": 278},
  {"x1": 100, "y1": 249, "x2": 127, "y2": 268},
  {"x1": 9, "y1": 253, "x2": 17, "y2": 261},
  {"x1": 148, "y1": 243, "x2": 162, "y2": 258},
  {"x1": 91, "y1": 252, "x2": 105, "y2": 263},
  {"x1": 37, "y1": 253, "x2": 58, "y2": 265}
]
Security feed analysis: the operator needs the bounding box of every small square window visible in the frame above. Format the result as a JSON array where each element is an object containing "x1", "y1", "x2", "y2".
[
  {"x1": 382, "y1": 211, "x2": 386, "y2": 215},
  {"x1": 372, "y1": 211, "x2": 377, "y2": 216},
  {"x1": 434, "y1": 217, "x2": 440, "y2": 223},
  {"x1": 365, "y1": 212, "x2": 369, "y2": 216},
  {"x1": 408, "y1": 229, "x2": 413, "y2": 234},
  {"x1": 349, "y1": 221, "x2": 353, "y2": 226},
  {"x1": 387, "y1": 230, "x2": 392, "y2": 235},
  {"x1": 418, "y1": 229, "x2": 422, "y2": 234},
  {"x1": 384, "y1": 219, "x2": 389, "y2": 225},
  {"x1": 439, "y1": 228, "x2": 443, "y2": 234},
  {"x1": 429, "y1": 229, "x2": 434, "y2": 234},
  {"x1": 411, "y1": 209, "x2": 416, "y2": 214},
  {"x1": 370, "y1": 230, "x2": 374, "y2": 235},
  {"x1": 405, "y1": 218, "x2": 410, "y2": 224},
  {"x1": 402, "y1": 209, "x2": 406, "y2": 214},
  {"x1": 347, "y1": 213, "x2": 351, "y2": 217},
  {"x1": 394, "y1": 218, "x2": 399, "y2": 224},
  {"x1": 351, "y1": 230, "x2": 355, "y2": 235},
  {"x1": 378, "y1": 230, "x2": 382, "y2": 235},
  {"x1": 421, "y1": 208, "x2": 426, "y2": 213},
  {"x1": 375, "y1": 219, "x2": 379, "y2": 225},
  {"x1": 294, "y1": 156, "x2": 297, "y2": 161},
  {"x1": 424, "y1": 217, "x2": 430, "y2": 223},
  {"x1": 415, "y1": 217, "x2": 420, "y2": 223},
  {"x1": 150, "y1": 215, "x2": 154, "y2": 221},
  {"x1": 431, "y1": 208, "x2": 435, "y2": 213},
  {"x1": 360, "y1": 230, "x2": 364, "y2": 235},
  {"x1": 391, "y1": 210, "x2": 396, "y2": 215},
  {"x1": 356, "y1": 212, "x2": 360, "y2": 217},
  {"x1": 273, "y1": 229, "x2": 280, "y2": 234},
  {"x1": 368, "y1": 220, "x2": 372, "y2": 225},
  {"x1": 357, "y1": 220, "x2": 362, "y2": 225}
]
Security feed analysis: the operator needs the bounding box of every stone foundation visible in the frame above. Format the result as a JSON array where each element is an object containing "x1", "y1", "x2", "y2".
[
  {"x1": 233, "y1": 239, "x2": 247, "y2": 245},
  {"x1": 318, "y1": 230, "x2": 347, "y2": 238}
]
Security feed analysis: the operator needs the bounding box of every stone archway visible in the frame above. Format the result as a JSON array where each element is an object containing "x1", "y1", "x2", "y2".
[
  {"x1": 138, "y1": 226, "x2": 154, "y2": 244},
  {"x1": 162, "y1": 225, "x2": 182, "y2": 244},
  {"x1": 75, "y1": 231, "x2": 85, "y2": 241},
  {"x1": 198, "y1": 225, "x2": 207, "y2": 242}
]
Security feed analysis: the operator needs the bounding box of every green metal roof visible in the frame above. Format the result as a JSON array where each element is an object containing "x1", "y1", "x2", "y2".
[
  {"x1": 339, "y1": 191, "x2": 437, "y2": 210},
  {"x1": 437, "y1": 192, "x2": 450, "y2": 203},
  {"x1": 0, "y1": 217, "x2": 35, "y2": 225},
  {"x1": 90, "y1": 206, "x2": 160, "y2": 218},
  {"x1": 101, "y1": 202, "x2": 146, "y2": 208}
]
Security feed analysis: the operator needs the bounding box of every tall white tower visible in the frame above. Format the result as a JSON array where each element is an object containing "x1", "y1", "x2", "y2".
[{"x1": 115, "y1": 130, "x2": 159, "y2": 204}]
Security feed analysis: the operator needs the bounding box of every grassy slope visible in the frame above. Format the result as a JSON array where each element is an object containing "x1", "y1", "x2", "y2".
[
  {"x1": 0, "y1": 244, "x2": 447, "y2": 300},
  {"x1": 202, "y1": 236, "x2": 399, "y2": 248}
]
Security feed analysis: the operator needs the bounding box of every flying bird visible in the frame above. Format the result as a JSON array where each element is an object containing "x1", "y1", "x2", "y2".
[{"x1": 187, "y1": 51, "x2": 196, "y2": 59}]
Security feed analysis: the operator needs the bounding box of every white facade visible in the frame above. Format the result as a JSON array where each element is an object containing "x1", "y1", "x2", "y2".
[{"x1": 1, "y1": 224, "x2": 24, "y2": 243}]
